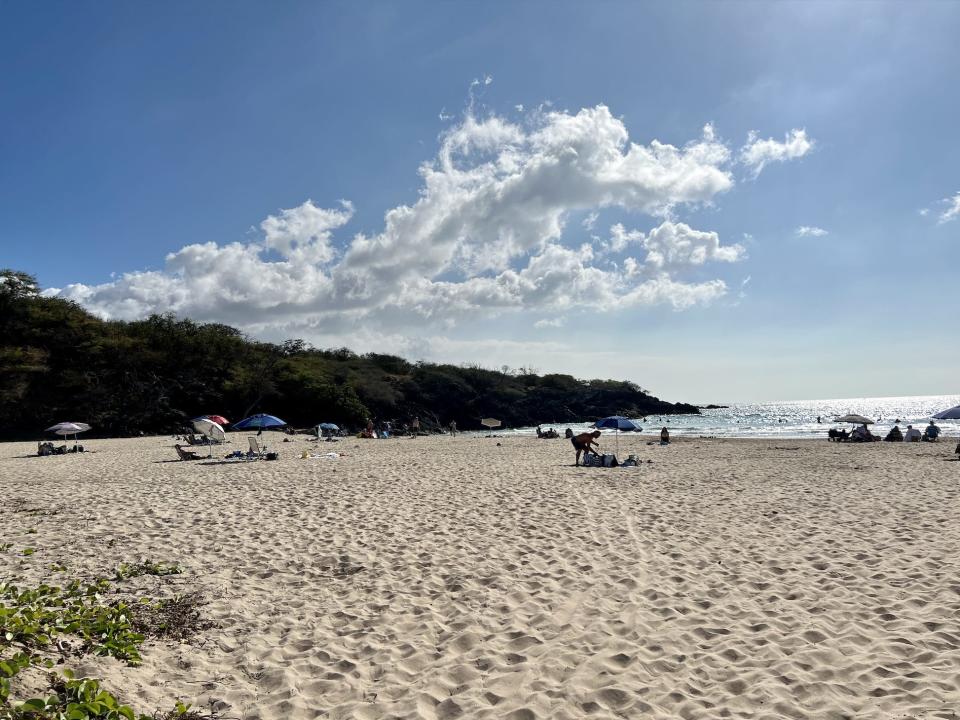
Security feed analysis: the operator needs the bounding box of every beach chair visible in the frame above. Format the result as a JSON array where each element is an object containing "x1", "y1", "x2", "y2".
[
  {"x1": 175, "y1": 444, "x2": 201, "y2": 461},
  {"x1": 248, "y1": 436, "x2": 265, "y2": 459}
]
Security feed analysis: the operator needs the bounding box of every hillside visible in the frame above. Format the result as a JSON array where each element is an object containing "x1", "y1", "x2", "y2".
[{"x1": 0, "y1": 269, "x2": 699, "y2": 438}]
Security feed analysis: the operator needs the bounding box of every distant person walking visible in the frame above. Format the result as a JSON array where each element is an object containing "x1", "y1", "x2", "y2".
[
  {"x1": 449, "y1": 420, "x2": 457, "y2": 435},
  {"x1": 571, "y1": 430, "x2": 601, "y2": 466},
  {"x1": 410, "y1": 416, "x2": 420, "y2": 438}
]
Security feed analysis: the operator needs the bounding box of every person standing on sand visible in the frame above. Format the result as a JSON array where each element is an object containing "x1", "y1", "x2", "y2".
[
  {"x1": 449, "y1": 420, "x2": 457, "y2": 435},
  {"x1": 571, "y1": 430, "x2": 601, "y2": 466},
  {"x1": 410, "y1": 416, "x2": 420, "y2": 438}
]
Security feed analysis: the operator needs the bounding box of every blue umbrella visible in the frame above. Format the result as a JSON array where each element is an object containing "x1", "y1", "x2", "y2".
[
  {"x1": 316, "y1": 422, "x2": 340, "y2": 437},
  {"x1": 594, "y1": 416, "x2": 641, "y2": 431},
  {"x1": 593, "y1": 416, "x2": 642, "y2": 455},
  {"x1": 233, "y1": 414, "x2": 287, "y2": 433}
]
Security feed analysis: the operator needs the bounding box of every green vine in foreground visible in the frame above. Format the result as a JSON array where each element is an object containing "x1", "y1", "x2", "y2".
[
  {"x1": 114, "y1": 562, "x2": 182, "y2": 582},
  {"x1": 0, "y1": 580, "x2": 143, "y2": 667},
  {"x1": 1, "y1": 579, "x2": 209, "y2": 719},
  {"x1": 1, "y1": 668, "x2": 203, "y2": 719}
]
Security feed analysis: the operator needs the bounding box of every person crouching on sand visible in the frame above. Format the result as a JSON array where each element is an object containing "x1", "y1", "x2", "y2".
[{"x1": 572, "y1": 430, "x2": 601, "y2": 466}]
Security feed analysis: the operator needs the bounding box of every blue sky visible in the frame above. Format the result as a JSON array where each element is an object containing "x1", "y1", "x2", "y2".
[{"x1": 2, "y1": 1, "x2": 958, "y2": 403}]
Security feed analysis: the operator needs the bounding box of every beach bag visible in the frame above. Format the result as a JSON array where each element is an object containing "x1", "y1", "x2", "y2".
[
  {"x1": 582, "y1": 453, "x2": 601, "y2": 467},
  {"x1": 602, "y1": 454, "x2": 619, "y2": 468}
]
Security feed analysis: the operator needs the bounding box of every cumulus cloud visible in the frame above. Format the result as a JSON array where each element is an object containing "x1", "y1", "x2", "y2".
[
  {"x1": 605, "y1": 221, "x2": 745, "y2": 269},
  {"x1": 795, "y1": 225, "x2": 828, "y2": 237},
  {"x1": 938, "y1": 192, "x2": 960, "y2": 224},
  {"x1": 54, "y1": 104, "x2": 800, "y2": 340},
  {"x1": 261, "y1": 200, "x2": 353, "y2": 265},
  {"x1": 740, "y1": 129, "x2": 813, "y2": 177}
]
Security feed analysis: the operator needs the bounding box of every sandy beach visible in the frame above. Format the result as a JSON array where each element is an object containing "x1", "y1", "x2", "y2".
[{"x1": 2, "y1": 433, "x2": 959, "y2": 719}]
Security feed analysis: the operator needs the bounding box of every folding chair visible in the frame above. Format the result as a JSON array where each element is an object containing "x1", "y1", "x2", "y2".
[{"x1": 248, "y1": 436, "x2": 265, "y2": 459}]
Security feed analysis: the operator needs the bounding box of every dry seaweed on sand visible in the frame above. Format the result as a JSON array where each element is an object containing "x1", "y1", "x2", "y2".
[{"x1": 128, "y1": 592, "x2": 214, "y2": 641}]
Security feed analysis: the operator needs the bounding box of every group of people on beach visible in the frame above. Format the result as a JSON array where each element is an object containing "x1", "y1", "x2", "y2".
[
  {"x1": 829, "y1": 420, "x2": 943, "y2": 443},
  {"x1": 359, "y1": 416, "x2": 423, "y2": 439}
]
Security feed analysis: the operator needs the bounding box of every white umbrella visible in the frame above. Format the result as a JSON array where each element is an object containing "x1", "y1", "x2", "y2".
[
  {"x1": 932, "y1": 405, "x2": 960, "y2": 420},
  {"x1": 480, "y1": 418, "x2": 502, "y2": 429},
  {"x1": 835, "y1": 414, "x2": 874, "y2": 425},
  {"x1": 191, "y1": 418, "x2": 226, "y2": 457},
  {"x1": 45, "y1": 422, "x2": 91, "y2": 451}
]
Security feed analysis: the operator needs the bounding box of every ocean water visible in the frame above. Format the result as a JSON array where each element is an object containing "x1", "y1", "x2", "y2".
[{"x1": 503, "y1": 394, "x2": 960, "y2": 440}]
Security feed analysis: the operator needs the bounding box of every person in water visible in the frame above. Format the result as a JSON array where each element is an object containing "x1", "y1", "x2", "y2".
[{"x1": 571, "y1": 430, "x2": 601, "y2": 466}]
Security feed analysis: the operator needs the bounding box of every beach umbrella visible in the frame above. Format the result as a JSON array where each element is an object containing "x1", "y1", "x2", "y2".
[
  {"x1": 316, "y1": 422, "x2": 339, "y2": 437},
  {"x1": 45, "y1": 422, "x2": 91, "y2": 450},
  {"x1": 593, "y1": 416, "x2": 642, "y2": 432},
  {"x1": 203, "y1": 415, "x2": 230, "y2": 426},
  {"x1": 233, "y1": 414, "x2": 287, "y2": 434},
  {"x1": 932, "y1": 405, "x2": 960, "y2": 420},
  {"x1": 835, "y1": 414, "x2": 874, "y2": 425},
  {"x1": 480, "y1": 418, "x2": 502, "y2": 429},
  {"x1": 192, "y1": 418, "x2": 226, "y2": 456},
  {"x1": 593, "y1": 415, "x2": 641, "y2": 455}
]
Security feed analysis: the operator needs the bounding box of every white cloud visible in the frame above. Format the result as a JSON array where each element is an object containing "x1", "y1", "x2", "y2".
[
  {"x1": 534, "y1": 317, "x2": 565, "y2": 329},
  {"x1": 642, "y1": 221, "x2": 745, "y2": 269},
  {"x1": 605, "y1": 221, "x2": 745, "y2": 268},
  {"x1": 740, "y1": 129, "x2": 813, "y2": 177},
  {"x1": 938, "y1": 192, "x2": 960, "y2": 224},
  {"x1": 582, "y1": 211, "x2": 599, "y2": 231},
  {"x1": 607, "y1": 223, "x2": 644, "y2": 253},
  {"x1": 795, "y1": 225, "x2": 828, "y2": 237},
  {"x1": 918, "y1": 208, "x2": 930, "y2": 217},
  {"x1": 261, "y1": 200, "x2": 353, "y2": 265},
  {"x1": 53, "y1": 104, "x2": 800, "y2": 342}
]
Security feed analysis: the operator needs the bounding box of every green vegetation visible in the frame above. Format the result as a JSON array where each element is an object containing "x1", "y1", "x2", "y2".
[
  {"x1": 1, "y1": 573, "x2": 213, "y2": 719},
  {"x1": 3, "y1": 670, "x2": 144, "y2": 720},
  {"x1": 1, "y1": 269, "x2": 698, "y2": 438},
  {"x1": 1, "y1": 669, "x2": 211, "y2": 719},
  {"x1": 0, "y1": 580, "x2": 144, "y2": 666},
  {"x1": 113, "y1": 562, "x2": 181, "y2": 582}
]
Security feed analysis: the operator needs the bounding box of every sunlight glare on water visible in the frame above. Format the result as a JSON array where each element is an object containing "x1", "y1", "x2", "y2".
[{"x1": 501, "y1": 394, "x2": 960, "y2": 439}]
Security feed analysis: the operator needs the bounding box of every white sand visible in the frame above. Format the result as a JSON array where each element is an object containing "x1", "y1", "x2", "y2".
[{"x1": 2, "y1": 433, "x2": 959, "y2": 719}]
